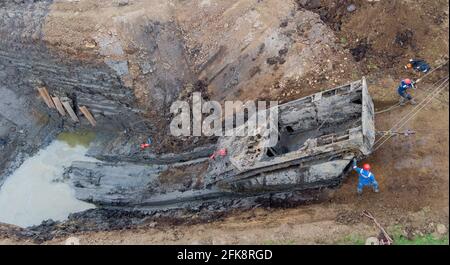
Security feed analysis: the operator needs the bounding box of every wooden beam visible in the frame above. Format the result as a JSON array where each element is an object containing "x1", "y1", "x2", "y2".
[
  {"x1": 79, "y1": 106, "x2": 96, "y2": 127},
  {"x1": 52, "y1": 97, "x2": 66, "y2": 116},
  {"x1": 61, "y1": 101, "x2": 79, "y2": 122},
  {"x1": 37, "y1": 87, "x2": 55, "y2": 108},
  {"x1": 42, "y1": 87, "x2": 55, "y2": 108},
  {"x1": 37, "y1": 88, "x2": 49, "y2": 106}
]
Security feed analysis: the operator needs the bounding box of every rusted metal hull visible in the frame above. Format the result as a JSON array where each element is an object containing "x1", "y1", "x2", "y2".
[{"x1": 66, "y1": 78, "x2": 375, "y2": 209}]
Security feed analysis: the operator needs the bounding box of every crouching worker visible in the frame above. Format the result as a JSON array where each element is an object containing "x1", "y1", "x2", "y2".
[
  {"x1": 397, "y1": 78, "x2": 416, "y2": 105},
  {"x1": 352, "y1": 159, "x2": 379, "y2": 195},
  {"x1": 140, "y1": 137, "x2": 152, "y2": 150},
  {"x1": 405, "y1": 58, "x2": 431, "y2": 73}
]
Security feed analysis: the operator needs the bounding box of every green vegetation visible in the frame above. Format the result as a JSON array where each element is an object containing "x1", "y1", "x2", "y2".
[
  {"x1": 338, "y1": 225, "x2": 449, "y2": 245},
  {"x1": 337, "y1": 234, "x2": 366, "y2": 245},
  {"x1": 393, "y1": 234, "x2": 448, "y2": 245},
  {"x1": 57, "y1": 130, "x2": 96, "y2": 147},
  {"x1": 337, "y1": 233, "x2": 448, "y2": 245},
  {"x1": 263, "y1": 239, "x2": 296, "y2": 245},
  {"x1": 390, "y1": 226, "x2": 449, "y2": 245}
]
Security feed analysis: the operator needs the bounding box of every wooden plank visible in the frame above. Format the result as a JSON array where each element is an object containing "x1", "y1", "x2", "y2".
[
  {"x1": 52, "y1": 97, "x2": 66, "y2": 116},
  {"x1": 37, "y1": 87, "x2": 55, "y2": 108},
  {"x1": 79, "y1": 106, "x2": 96, "y2": 127},
  {"x1": 61, "y1": 101, "x2": 79, "y2": 122},
  {"x1": 41, "y1": 87, "x2": 55, "y2": 108},
  {"x1": 37, "y1": 88, "x2": 49, "y2": 106}
]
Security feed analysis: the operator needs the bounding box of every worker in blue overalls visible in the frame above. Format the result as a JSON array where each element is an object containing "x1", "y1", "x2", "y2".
[
  {"x1": 405, "y1": 58, "x2": 431, "y2": 73},
  {"x1": 397, "y1": 78, "x2": 417, "y2": 106},
  {"x1": 353, "y1": 159, "x2": 379, "y2": 195}
]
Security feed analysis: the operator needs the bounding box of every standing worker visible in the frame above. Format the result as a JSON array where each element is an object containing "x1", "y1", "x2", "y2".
[
  {"x1": 397, "y1": 78, "x2": 417, "y2": 105},
  {"x1": 352, "y1": 159, "x2": 379, "y2": 195}
]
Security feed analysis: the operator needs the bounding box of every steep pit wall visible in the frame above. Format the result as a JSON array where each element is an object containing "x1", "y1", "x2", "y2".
[
  {"x1": 0, "y1": 0, "x2": 60, "y2": 185},
  {"x1": 0, "y1": 0, "x2": 188, "y2": 182},
  {"x1": 37, "y1": 0, "x2": 355, "y2": 154},
  {"x1": 1, "y1": 0, "x2": 356, "y2": 159},
  {"x1": 0, "y1": 0, "x2": 361, "y2": 236}
]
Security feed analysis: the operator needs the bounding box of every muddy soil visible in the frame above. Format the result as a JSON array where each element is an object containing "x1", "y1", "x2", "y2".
[
  {"x1": 7, "y1": 92, "x2": 441, "y2": 245},
  {"x1": 0, "y1": 0, "x2": 448, "y2": 244},
  {"x1": 3, "y1": 86, "x2": 446, "y2": 245}
]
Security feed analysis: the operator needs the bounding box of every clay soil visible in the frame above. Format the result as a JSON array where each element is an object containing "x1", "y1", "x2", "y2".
[
  {"x1": 30, "y1": 96, "x2": 446, "y2": 245},
  {"x1": 1, "y1": 0, "x2": 448, "y2": 245}
]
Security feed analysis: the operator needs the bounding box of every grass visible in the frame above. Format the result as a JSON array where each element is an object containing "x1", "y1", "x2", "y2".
[
  {"x1": 337, "y1": 225, "x2": 449, "y2": 245},
  {"x1": 390, "y1": 225, "x2": 449, "y2": 245},
  {"x1": 263, "y1": 239, "x2": 297, "y2": 245},
  {"x1": 393, "y1": 234, "x2": 448, "y2": 245},
  {"x1": 264, "y1": 233, "x2": 448, "y2": 245},
  {"x1": 337, "y1": 234, "x2": 449, "y2": 245},
  {"x1": 337, "y1": 234, "x2": 366, "y2": 245}
]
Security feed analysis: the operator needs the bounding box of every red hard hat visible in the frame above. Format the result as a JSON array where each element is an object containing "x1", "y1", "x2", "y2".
[
  {"x1": 363, "y1": 164, "x2": 371, "y2": 171},
  {"x1": 217, "y1": 148, "x2": 227, "y2": 156},
  {"x1": 404, "y1": 78, "x2": 412, "y2": 84},
  {"x1": 140, "y1": 143, "x2": 150, "y2": 149}
]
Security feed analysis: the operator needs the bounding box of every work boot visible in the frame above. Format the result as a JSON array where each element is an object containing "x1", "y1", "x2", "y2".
[
  {"x1": 399, "y1": 97, "x2": 406, "y2": 106},
  {"x1": 409, "y1": 99, "x2": 417, "y2": 105},
  {"x1": 374, "y1": 188, "x2": 379, "y2": 193},
  {"x1": 357, "y1": 189, "x2": 363, "y2": 195}
]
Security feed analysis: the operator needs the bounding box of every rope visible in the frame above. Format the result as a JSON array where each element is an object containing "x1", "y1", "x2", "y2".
[
  {"x1": 374, "y1": 61, "x2": 449, "y2": 116},
  {"x1": 374, "y1": 83, "x2": 447, "y2": 151},
  {"x1": 373, "y1": 77, "x2": 449, "y2": 151},
  {"x1": 415, "y1": 75, "x2": 450, "y2": 105},
  {"x1": 373, "y1": 77, "x2": 448, "y2": 148},
  {"x1": 374, "y1": 75, "x2": 449, "y2": 146},
  {"x1": 374, "y1": 103, "x2": 401, "y2": 115},
  {"x1": 415, "y1": 60, "x2": 449, "y2": 84},
  {"x1": 374, "y1": 77, "x2": 448, "y2": 148},
  {"x1": 376, "y1": 129, "x2": 415, "y2": 136}
]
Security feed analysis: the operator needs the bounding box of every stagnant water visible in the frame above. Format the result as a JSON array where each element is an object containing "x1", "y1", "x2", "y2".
[{"x1": 0, "y1": 133, "x2": 97, "y2": 228}]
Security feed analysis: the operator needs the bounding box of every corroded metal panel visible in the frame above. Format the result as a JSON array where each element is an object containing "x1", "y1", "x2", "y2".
[{"x1": 66, "y1": 79, "x2": 376, "y2": 208}]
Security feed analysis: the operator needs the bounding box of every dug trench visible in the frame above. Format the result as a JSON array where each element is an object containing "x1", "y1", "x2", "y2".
[{"x1": 0, "y1": 0, "x2": 449, "y2": 244}]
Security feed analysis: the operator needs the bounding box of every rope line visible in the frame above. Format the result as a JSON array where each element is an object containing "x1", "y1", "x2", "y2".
[
  {"x1": 373, "y1": 78, "x2": 449, "y2": 151},
  {"x1": 374, "y1": 76, "x2": 449, "y2": 145},
  {"x1": 415, "y1": 60, "x2": 449, "y2": 84},
  {"x1": 374, "y1": 82, "x2": 447, "y2": 151},
  {"x1": 374, "y1": 103, "x2": 401, "y2": 114},
  {"x1": 373, "y1": 76, "x2": 448, "y2": 147},
  {"x1": 374, "y1": 77, "x2": 449, "y2": 148},
  {"x1": 374, "y1": 61, "x2": 449, "y2": 115}
]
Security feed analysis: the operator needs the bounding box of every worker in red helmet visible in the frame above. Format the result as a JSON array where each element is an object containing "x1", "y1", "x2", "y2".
[
  {"x1": 209, "y1": 148, "x2": 227, "y2": 160},
  {"x1": 353, "y1": 159, "x2": 379, "y2": 194},
  {"x1": 397, "y1": 78, "x2": 416, "y2": 105},
  {"x1": 405, "y1": 58, "x2": 431, "y2": 73},
  {"x1": 140, "y1": 137, "x2": 152, "y2": 150}
]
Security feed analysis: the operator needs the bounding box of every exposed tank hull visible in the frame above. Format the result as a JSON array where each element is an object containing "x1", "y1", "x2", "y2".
[{"x1": 66, "y1": 78, "x2": 375, "y2": 210}]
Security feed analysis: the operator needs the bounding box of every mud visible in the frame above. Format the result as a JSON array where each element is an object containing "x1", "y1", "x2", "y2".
[
  {"x1": 1, "y1": 80, "x2": 376, "y2": 243},
  {"x1": 349, "y1": 39, "x2": 370, "y2": 62},
  {"x1": 14, "y1": 188, "x2": 327, "y2": 243},
  {"x1": 0, "y1": 2, "x2": 354, "y2": 179},
  {"x1": 0, "y1": 0, "x2": 448, "y2": 244}
]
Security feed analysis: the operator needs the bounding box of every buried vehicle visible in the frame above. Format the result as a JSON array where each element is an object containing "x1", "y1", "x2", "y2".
[{"x1": 66, "y1": 78, "x2": 375, "y2": 210}]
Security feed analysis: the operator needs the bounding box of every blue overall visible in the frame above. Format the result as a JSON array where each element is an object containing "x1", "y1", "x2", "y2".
[
  {"x1": 410, "y1": 59, "x2": 431, "y2": 73},
  {"x1": 397, "y1": 80, "x2": 414, "y2": 100},
  {"x1": 353, "y1": 166, "x2": 379, "y2": 193}
]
